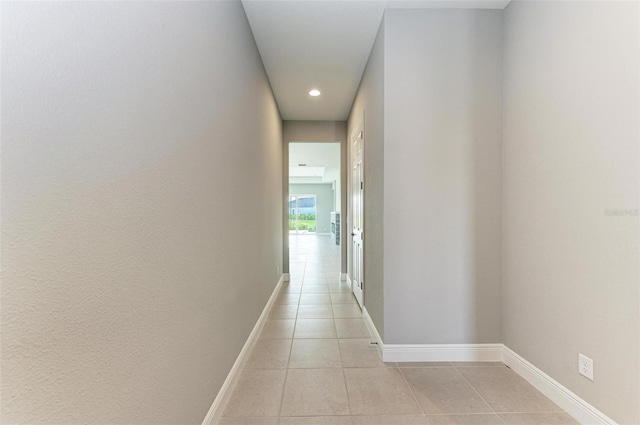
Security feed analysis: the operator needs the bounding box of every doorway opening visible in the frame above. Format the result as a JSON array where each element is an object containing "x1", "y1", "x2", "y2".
[{"x1": 288, "y1": 142, "x2": 343, "y2": 282}]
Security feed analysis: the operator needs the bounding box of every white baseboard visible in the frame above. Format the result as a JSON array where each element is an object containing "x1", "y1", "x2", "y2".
[
  {"x1": 355, "y1": 335, "x2": 612, "y2": 424},
  {"x1": 201, "y1": 278, "x2": 616, "y2": 425},
  {"x1": 503, "y1": 346, "x2": 617, "y2": 425},
  {"x1": 384, "y1": 343, "x2": 503, "y2": 363},
  {"x1": 283, "y1": 273, "x2": 290, "y2": 282},
  {"x1": 362, "y1": 307, "x2": 383, "y2": 358},
  {"x1": 345, "y1": 275, "x2": 352, "y2": 289},
  {"x1": 201, "y1": 274, "x2": 285, "y2": 425},
  {"x1": 340, "y1": 273, "x2": 347, "y2": 281},
  {"x1": 362, "y1": 311, "x2": 502, "y2": 363}
]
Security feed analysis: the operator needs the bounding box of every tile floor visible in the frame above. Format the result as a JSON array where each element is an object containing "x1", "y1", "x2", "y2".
[{"x1": 218, "y1": 236, "x2": 579, "y2": 425}]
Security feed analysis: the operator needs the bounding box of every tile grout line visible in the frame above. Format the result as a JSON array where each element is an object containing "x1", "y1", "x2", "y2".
[
  {"x1": 276, "y1": 324, "x2": 295, "y2": 418},
  {"x1": 398, "y1": 366, "x2": 427, "y2": 418},
  {"x1": 338, "y1": 341, "x2": 354, "y2": 418},
  {"x1": 341, "y1": 371, "x2": 354, "y2": 422},
  {"x1": 497, "y1": 410, "x2": 575, "y2": 415},
  {"x1": 424, "y1": 413, "x2": 509, "y2": 416},
  {"x1": 452, "y1": 366, "x2": 506, "y2": 424},
  {"x1": 289, "y1": 237, "x2": 350, "y2": 421},
  {"x1": 276, "y1": 280, "x2": 298, "y2": 419}
]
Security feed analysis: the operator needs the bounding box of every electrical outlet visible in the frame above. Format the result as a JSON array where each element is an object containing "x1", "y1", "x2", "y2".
[
  {"x1": 276, "y1": 266, "x2": 280, "y2": 275},
  {"x1": 579, "y1": 353, "x2": 594, "y2": 381}
]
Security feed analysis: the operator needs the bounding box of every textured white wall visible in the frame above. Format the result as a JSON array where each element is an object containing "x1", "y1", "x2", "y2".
[
  {"x1": 383, "y1": 9, "x2": 503, "y2": 344},
  {"x1": 1, "y1": 2, "x2": 282, "y2": 423},
  {"x1": 502, "y1": 2, "x2": 639, "y2": 423}
]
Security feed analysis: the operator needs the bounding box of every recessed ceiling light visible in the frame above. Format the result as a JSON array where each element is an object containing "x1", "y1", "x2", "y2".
[{"x1": 308, "y1": 89, "x2": 321, "y2": 97}]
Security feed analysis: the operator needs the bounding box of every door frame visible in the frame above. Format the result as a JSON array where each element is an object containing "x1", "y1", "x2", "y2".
[{"x1": 282, "y1": 133, "x2": 348, "y2": 280}]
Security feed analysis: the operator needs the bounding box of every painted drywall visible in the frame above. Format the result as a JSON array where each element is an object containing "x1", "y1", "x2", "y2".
[
  {"x1": 502, "y1": 1, "x2": 639, "y2": 423},
  {"x1": 383, "y1": 9, "x2": 503, "y2": 344},
  {"x1": 282, "y1": 121, "x2": 347, "y2": 275},
  {"x1": 1, "y1": 2, "x2": 282, "y2": 424},
  {"x1": 290, "y1": 184, "x2": 334, "y2": 235},
  {"x1": 347, "y1": 19, "x2": 386, "y2": 338}
]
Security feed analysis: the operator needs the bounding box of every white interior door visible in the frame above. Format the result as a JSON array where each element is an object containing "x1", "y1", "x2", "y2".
[{"x1": 351, "y1": 123, "x2": 364, "y2": 308}]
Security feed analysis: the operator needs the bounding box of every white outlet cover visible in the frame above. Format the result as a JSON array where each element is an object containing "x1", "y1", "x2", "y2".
[{"x1": 579, "y1": 353, "x2": 594, "y2": 381}]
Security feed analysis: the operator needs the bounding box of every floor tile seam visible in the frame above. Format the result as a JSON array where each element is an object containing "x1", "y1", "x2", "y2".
[
  {"x1": 244, "y1": 367, "x2": 288, "y2": 370},
  {"x1": 335, "y1": 335, "x2": 372, "y2": 340},
  {"x1": 398, "y1": 364, "x2": 427, "y2": 416},
  {"x1": 297, "y1": 317, "x2": 335, "y2": 320},
  {"x1": 495, "y1": 410, "x2": 571, "y2": 414},
  {"x1": 340, "y1": 366, "x2": 354, "y2": 417},
  {"x1": 426, "y1": 412, "x2": 503, "y2": 425},
  {"x1": 335, "y1": 333, "x2": 348, "y2": 370},
  {"x1": 497, "y1": 414, "x2": 512, "y2": 425},
  {"x1": 282, "y1": 337, "x2": 294, "y2": 356},
  {"x1": 226, "y1": 413, "x2": 457, "y2": 418},
  {"x1": 452, "y1": 365, "x2": 506, "y2": 368},
  {"x1": 278, "y1": 413, "x2": 352, "y2": 418},
  {"x1": 286, "y1": 366, "x2": 344, "y2": 370},
  {"x1": 423, "y1": 413, "x2": 503, "y2": 416},
  {"x1": 452, "y1": 365, "x2": 498, "y2": 417},
  {"x1": 291, "y1": 336, "x2": 340, "y2": 340},
  {"x1": 340, "y1": 365, "x2": 399, "y2": 369},
  {"x1": 346, "y1": 414, "x2": 427, "y2": 417},
  {"x1": 293, "y1": 297, "x2": 300, "y2": 320},
  {"x1": 292, "y1": 336, "x2": 339, "y2": 340},
  {"x1": 331, "y1": 316, "x2": 339, "y2": 338},
  {"x1": 275, "y1": 363, "x2": 291, "y2": 416},
  {"x1": 276, "y1": 307, "x2": 299, "y2": 417},
  {"x1": 262, "y1": 338, "x2": 297, "y2": 341},
  {"x1": 396, "y1": 365, "x2": 452, "y2": 368}
]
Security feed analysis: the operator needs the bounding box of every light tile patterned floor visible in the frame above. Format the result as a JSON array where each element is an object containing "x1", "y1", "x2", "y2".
[{"x1": 218, "y1": 236, "x2": 579, "y2": 425}]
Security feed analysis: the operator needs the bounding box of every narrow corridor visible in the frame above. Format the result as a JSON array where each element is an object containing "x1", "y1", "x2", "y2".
[{"x1": 218, "y1": 236, "x2": 579, "y2": 425}]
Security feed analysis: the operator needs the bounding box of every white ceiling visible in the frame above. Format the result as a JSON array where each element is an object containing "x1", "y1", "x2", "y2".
[
  {"x1": 242, "y1": 0, "x2": 511, "y2": 121},
  {"x1": 289, "y1": 142, "x2": 340, "y2": 184}
]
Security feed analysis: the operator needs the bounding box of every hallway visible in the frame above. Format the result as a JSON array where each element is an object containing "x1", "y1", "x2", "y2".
[
  {"x1": 3, "y1": 1, "x2": 638, "y2": 423},
  {"x1": 218, "y1": 236, "x2": 578, "y2": 425}
]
